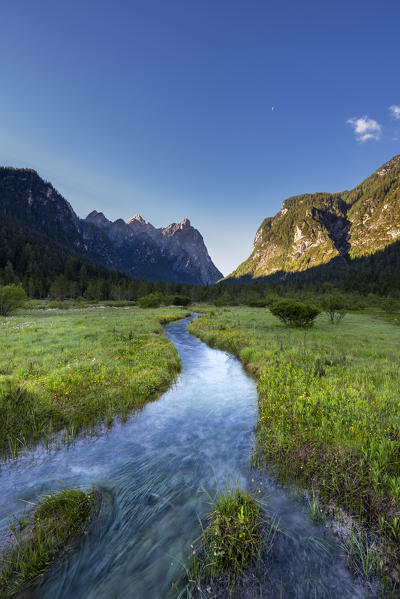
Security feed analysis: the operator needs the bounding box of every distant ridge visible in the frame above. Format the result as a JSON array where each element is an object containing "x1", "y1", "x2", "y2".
[{"x1": 0, "y1": 167, "x2": 222, "y2": 285}]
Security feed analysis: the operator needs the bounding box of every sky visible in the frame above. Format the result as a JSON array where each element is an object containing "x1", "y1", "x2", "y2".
[{"x1": 1, "y1": 0, "x2": 399, "y2": 275}]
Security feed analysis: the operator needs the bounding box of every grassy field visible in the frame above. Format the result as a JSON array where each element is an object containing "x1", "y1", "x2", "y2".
[
  {"x1": 189, "y1": 307, "x2": 400, "y2": 583},
  {"x1": 0, "y1": 306, "x2": 187, "y2": 459},
  {"x1": 0, "y1": 487, "x2": 95, "y2": 597}
]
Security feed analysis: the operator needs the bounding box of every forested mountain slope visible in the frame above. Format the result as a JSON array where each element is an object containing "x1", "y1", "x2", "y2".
[
  {"x1": 228, "y1": 155, "x2": 400, "y2": 280},
  {"x1": 0, "y1": 167, "x2": 222, "y2": 285}
]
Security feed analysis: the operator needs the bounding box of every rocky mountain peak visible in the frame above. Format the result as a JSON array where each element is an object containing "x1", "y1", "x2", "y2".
[
  {"x1": 128, "y1": 214, "x2": 148, "y2": 225},
  {"x1": 162, "y1": 218, "x2": 193, "y2": 237},
  {"x1": 86, "y1": 210, "x2": 110, "y2": 226}
]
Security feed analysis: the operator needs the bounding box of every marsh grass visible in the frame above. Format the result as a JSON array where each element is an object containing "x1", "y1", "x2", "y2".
[
  {"x1": 180, "y1": 487, "x2": 278, "y2": 598},
  {"x1": 189, "y1": 306, "x2": 400, "y2": 589},
  {"x1": 340, "y1": 525, "x2": 377, "y2": 582},
  {"x1": 0, "y1": 487, "x2": 95, "y2": 597},
  {"x1": 203, "y1": 487, "x2": 262, "y2": 574},
  {"x1": 0, "y1": 306, "x2": 186, "y2": 460}
]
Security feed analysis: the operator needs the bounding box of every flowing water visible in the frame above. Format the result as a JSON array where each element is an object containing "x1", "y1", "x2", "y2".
[{"x1": 0, "y1": 316, "x2": 373, "y2": 598}]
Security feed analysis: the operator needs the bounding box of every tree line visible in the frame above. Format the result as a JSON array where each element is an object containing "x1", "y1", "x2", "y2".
[{"x1": 1, "y1": 216, "x2": 400, "y2": 304}]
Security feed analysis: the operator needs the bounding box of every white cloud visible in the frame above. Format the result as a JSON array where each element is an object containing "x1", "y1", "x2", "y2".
[
  {"x1": 346, "y1": 115, "x2": 382, "y2": 142},
  {"x1": 389, "y1": 105, "x2": 400, "y2": 120}
]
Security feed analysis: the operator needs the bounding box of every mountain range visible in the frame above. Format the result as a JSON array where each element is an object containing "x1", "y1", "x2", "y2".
[
  {"x1": 228, "y1": 155, "x2": 400, "y2": 281},
  {"x1": 0, "y1": 167, "x2": 222, "y2": 285},
  {"x1": 1, "y1": 155, "x2": 400, "y2": 294}
]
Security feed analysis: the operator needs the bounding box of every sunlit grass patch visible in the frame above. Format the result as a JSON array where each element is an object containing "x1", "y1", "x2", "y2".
[{"x1": 0, "y1": 488, "x2": 96, "y2": 598}]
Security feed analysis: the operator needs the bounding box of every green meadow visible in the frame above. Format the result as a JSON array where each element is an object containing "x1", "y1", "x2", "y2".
[
  {"x1": 0, "y1": 306, "x2": 186, "y2": 459},
  {"x1": 189, "y1": 307, "x2": 400, "y2": 579}
]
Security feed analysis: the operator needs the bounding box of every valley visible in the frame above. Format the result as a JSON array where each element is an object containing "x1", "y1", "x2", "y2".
[
  {"x1": 2, "y1": 1, "x2": 399, "y2": 596},
  {"x1": 1, "y1": 309, "x2": 389, "y2": 598},
  {"x1": 1, "y1": 156, "x2": 400, "y2": 597}
]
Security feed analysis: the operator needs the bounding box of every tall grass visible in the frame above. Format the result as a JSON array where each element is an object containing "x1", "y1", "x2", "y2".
[
  {"x1": 0, "y1": 306, "x2": 186, "y2": 459},
  {"x1": 189, "y1": 306, "x2": 400, "y2": 588}
]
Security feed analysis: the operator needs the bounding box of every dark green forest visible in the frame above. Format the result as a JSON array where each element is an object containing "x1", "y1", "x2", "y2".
[{"x1": 0, "y1": 218, "x2": 202, "y2": 301}]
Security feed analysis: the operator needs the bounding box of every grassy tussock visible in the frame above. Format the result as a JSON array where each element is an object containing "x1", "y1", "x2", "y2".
[
  {"x1": 0, "y1": 306, "x2": 185, "y2": 459},
  {"x1": 203, "y1": 488, "x2": 262, "y2": 574},
  {"x1": 183, "y1": 488, "x2": 277, "y2": 597},
  {"x1": 189, "y1": 307, "x2": 400, "y2": 587},
  {"x1": 0, "y1": 488, "x2": 95, "y2": 597}
]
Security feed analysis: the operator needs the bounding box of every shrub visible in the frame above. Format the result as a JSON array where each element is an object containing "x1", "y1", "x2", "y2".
[
  {"x1": 172, "y1": 295, "x2": 191, "y2": 306},
  {"x1": 247, "y1": 298, "x2": 268, "y2": 308},
  {"x1": 138, "y1": 293, "x2": 161, "y2": 308},
  {"x1": 0, "y1": 285, "x2": 27, "y2": 316},
  {"x1": 269, "y1": 299, "x2": 320, "y2": 327},
  {"x1": 214, "y1": 297, "x2": 230, "y2": 307},
  {"x1": 319, "y1": 293, "x2": 348, "y2": 324},
  {"x1": 382, "y1": 298, "x2": 399, "y2": 314}
]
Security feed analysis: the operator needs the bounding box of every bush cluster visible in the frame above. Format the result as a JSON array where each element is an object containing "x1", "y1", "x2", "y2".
[
  {"x1": 269, "y1": 299, "x2": 320, "y2": 327},
  {"x1": 0, "y1": 284, "x2": 27, "y2": 316}
]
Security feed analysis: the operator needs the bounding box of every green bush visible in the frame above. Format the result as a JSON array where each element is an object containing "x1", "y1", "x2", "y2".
[
  {"x1": 382, "y1": 298, "x2": 399, "y2": 314},
  {"x1": 138, "y1": 293, "x2": 161, "y2": 308},
  {"x1": 246, "y1": 298, "x2": 267, "y2": 308},
  {"x1": 319, "y1": 293, "x2": 348, "y2": 324},
  {"x1": 0, "y1": 285, "x2": 27, "y2": 316},
  {"x1": 214, "y1": 297, "x2": 228, "y2": 307},
  {"x1": 269, "y1": 299, "x2": 320, "y2": 327},
  {"x1": 172, "y1": 294, "x2": 191, "y2": 306}
]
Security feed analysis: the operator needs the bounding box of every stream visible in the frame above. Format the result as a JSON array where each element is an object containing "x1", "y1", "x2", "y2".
[{"x1": 0, "y1": 316, "x2": 372, "y2": 597}]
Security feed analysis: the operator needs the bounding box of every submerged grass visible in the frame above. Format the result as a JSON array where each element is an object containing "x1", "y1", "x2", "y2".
[
  {"x1": 0, "y1": 487, "x2": 95, "y2": 597},
  {"x1": 0, "y1": 306, "x2": 187, "y2": 459},
  {"x1": 189, "y1": 306, "x2": 400, "y2": 589}
]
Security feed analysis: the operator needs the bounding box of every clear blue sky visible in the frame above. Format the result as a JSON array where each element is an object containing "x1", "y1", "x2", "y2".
[{"x1": 1, "y1": 0, "x2": 399, "y2": 275}]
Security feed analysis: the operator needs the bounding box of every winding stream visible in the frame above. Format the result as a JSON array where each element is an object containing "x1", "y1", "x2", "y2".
[{"x1": 0, "y1": 316, "x2": 371, "y2": 597}]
